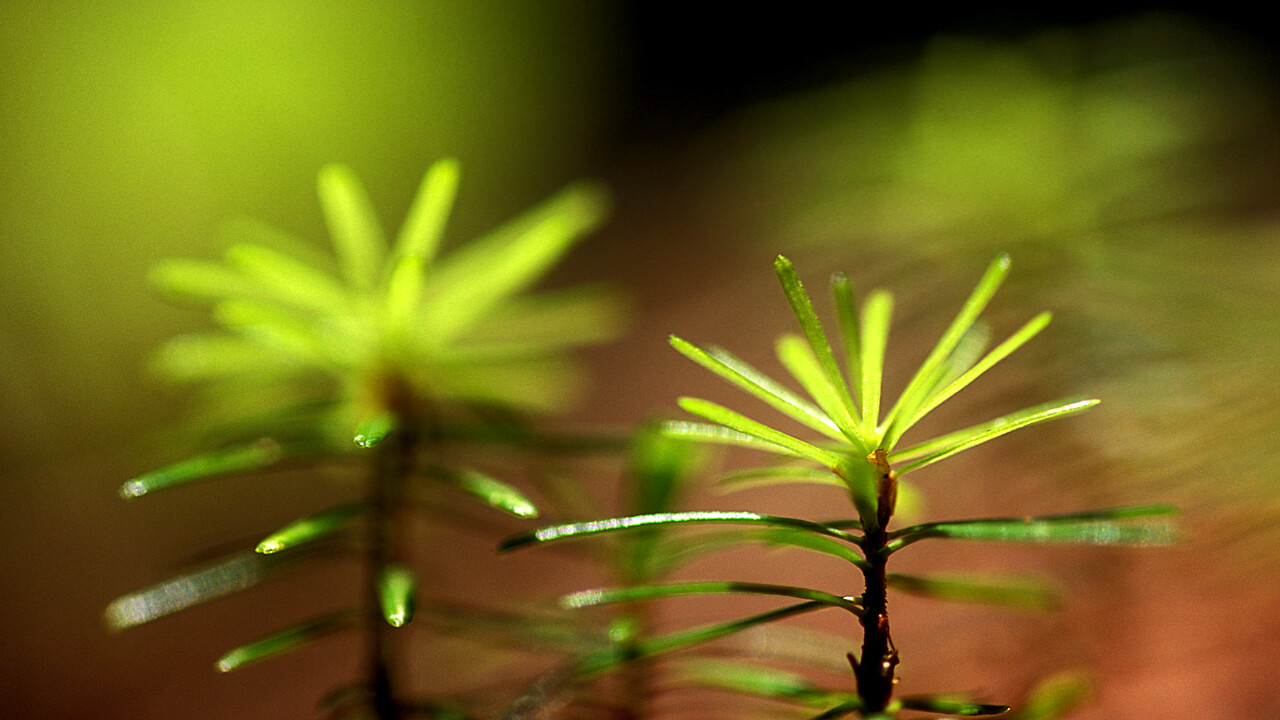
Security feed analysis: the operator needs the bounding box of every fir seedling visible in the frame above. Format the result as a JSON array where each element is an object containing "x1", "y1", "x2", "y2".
[
  {"x1": 107, "y1": 160, "x2": 620, "y2": 719},
  {"x1": 502, "y1": 255, "x2": 1175, "y2": 718}
]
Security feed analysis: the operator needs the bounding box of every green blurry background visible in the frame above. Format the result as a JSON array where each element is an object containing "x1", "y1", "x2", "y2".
[{"x1": 2, "y1": 3, "x2": 1277, "y2": 718}]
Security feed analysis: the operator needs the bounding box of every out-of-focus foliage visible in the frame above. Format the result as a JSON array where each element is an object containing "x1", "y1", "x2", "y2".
[
  {"x1": 106, "y1": 161, "x2": 623, "y2": 718},
  {"x1": 0, "y1": 0, "x2": 614, "y2": 456},
  {"x1": 143, "y1": 159, "x2": 619, "y2": 446},
  {"x1": 726, "y1": 14, "x2": 1275, "y2": 254}
]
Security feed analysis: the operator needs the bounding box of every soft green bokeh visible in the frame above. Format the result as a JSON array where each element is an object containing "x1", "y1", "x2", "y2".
[
  {"x1": 0, "y1": 0, "x2": 615, "y2": 458},
  {"x1": 728, "y1": 15, "x2": 1274, "y2": 256}
]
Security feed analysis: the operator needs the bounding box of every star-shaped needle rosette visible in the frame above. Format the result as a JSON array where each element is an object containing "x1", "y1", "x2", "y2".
[
  {"x1": 667, "y1": 255, "x2": 1099, "y2": 533},
  {"x1": 143, "y1": 160, "x2": 622, "y2": 448}
]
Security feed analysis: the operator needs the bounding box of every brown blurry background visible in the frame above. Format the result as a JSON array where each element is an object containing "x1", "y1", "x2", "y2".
[{"x1": 2, "y1": 3, "x2": 1278, "y2": 718}]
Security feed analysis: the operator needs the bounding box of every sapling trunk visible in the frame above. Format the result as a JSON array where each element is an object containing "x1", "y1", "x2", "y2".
[
  {"x1": 619, "y1": 651, "x2": 654, "y2": 720},
  {"x1": 855, "y1": 533, "x2": 896, "y2": 712},
  {"x1": 854, "y1": 449, "x2": 898, "y2": 713},
  {"x1": 366, "y1": 378, "x2": 420, "y2": 720},
  {"x1": 368, "y1": 433, "x2": 403, "y2": 718},
  {"x1": 617, "y1": 606, "x2": 656, "y2": 719}
]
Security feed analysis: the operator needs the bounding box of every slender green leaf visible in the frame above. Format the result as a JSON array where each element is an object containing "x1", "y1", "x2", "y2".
[
  {"x1": 831, "y1": 272, "x2": 861, "y2": 405},
  {"x1": 630, "y1": 531, "x2": 756, "y2": 581},
  {"x1": 219, "y1": 215, "x2": 338, "y2": 274},
  {"x1": 382, "y1": 160, "x2": 464, "y2": 332},
  {"x1": 662, "y1": 420, "x2": 812, "y2": 457},
  {"x1": 717, "y1": 465, "x2": 845, "y2": 491},
  {"x1": 753, "y1": 528, "x2": 866, "y2": 565},
  {"x1": 379, "y1": 563, "x2": 416, "y2": 627},
  {"x1": 216, "y1": 610, "x2": 356, "y2": 672},
  {"x1": 886, "y1": 312, "x2": 1050, "y2": 449},
  {"x1": 383, "y1": 250, "x2": 426, "y2": 333},
  {"x1": 774, "y1": 256, "x2": 861, "y2": 430},
  {"x1": 456, "y1": 286, "x2": 626, "y2": 353},
  {"x1": 414, "y1": 598, "x2": 608, "y2": 655},
  {"x1": 776, "y1": 335, "x2": 863, "y2": 445},
  {"x1": 929, "y1": 322, "x2": 991, "y2": 394},
  {"x1": 576, "y1": 600, "x2": 833, "y2": 677},
  {"x1": 353, "y1": 411, "x2": 396, "y2": 448},
  {"x1": 498, "y1": 511, "x2": 860, "y2": 552},
  {"x1": 628, "y1": 423, "x2": 701, "y2": 516},
  {"x1": 105, "y1": 544, "x2": 328, "y2": 630},
  {"x1": 317, "y1": 164, "x2": 387, "y2": 291},
  {"x1": 858, "y1": 290, "x2": 893, "y2": 434},
  {"x1": 417, "y1": 181, "x2": 608, "y2": 346},
  {"x1": 837, "y1": 454, "x2": 882, "y2": 530},
  {"x1": 882, "y1": 254, "x2": 1011, "y2": 439},
  {"x1": 891, "y1": 398, "x2": 1100, "y2": 474},
  {"x1": 888, "y1": 505, "x2": 1178, "y2": 552},
  {"x1": 394, "y1": 157, "x2": 460, "y2": 264},
  {"x1": 808, "y1": 700, "x2": 865, "y2": 720},
  {"x1": 106, "y1": 552, "x2": 266, "y2": 630},
  {"x1": 900, "y1": 695, "x2": 1011, "y2": 716},
  {"x1": 167, "y1": 400, "x2": 341, "y2": 454},
  {"x1": 561, "y1": 581, "x2": 862, "y2": 615},
  {"x1": 672, "y1": 335, "x2": 845, "y2": 441},
  {"x1": 148, "y1": 259, "x2": 256, "y2": 303},
  {"x1": 427, "y1": 466, "x2": 539, "y2": 518},
  {"x1": 678, "y1": 397, "x2": 842, "y2": 467},
  {"x1": 891, "y1": 476, "x2": 928, "y2": 527},
  {"x1": 433, "y1": 309, "x2": 625, "y2": 367},
  {"x1": 423, "y1": 354, "x2": 581, "y2": 412},
  {"x1": 224, "y1": 242, "x2": 349, "y2": 316},
  {"x1": 655, "y1": 526, "x2": 867, "y2": 576},
  {"x1": 212, "y1": 299, "x2": 341, "y2": 365},
  {"x1": 120, "y1": 438, "x2": 284, "y2": 498},
  {"x1": 887, "y1": 573, "x2": 1057, "y2": 610},
  {"x1": 672, "y1": 658, "x2": 853, "y2": 707},
  {"x1": 1005, "y1": 672, "x2": 1091, "y2": 720},
  {"x1": 256, "y1": 504, "x2": 365, "y2": 554},
  {"x1": 149, "y1": 333, "x2": 309, "y2": 383},
  {"x1": 879, "y1": 328, "x2": 980, "y2": 442}
]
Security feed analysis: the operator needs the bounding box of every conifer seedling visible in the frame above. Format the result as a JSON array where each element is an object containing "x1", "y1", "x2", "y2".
[
  {"x1": 502, "y1": 254, "x2": 1176, "y2": 718},
  {"x1": 108, "y1": 159, "x2": 621, "y2": 719}
]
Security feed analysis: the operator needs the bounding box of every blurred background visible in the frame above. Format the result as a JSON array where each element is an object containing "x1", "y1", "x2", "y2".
[{"x1": 2, "y1": 3, "x2": 1277, "y2": 718}]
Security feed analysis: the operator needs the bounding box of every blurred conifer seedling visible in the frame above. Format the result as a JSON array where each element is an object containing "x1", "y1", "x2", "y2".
[{"x1": 107, "y1": 159, "x2": 623, "y2": 719}]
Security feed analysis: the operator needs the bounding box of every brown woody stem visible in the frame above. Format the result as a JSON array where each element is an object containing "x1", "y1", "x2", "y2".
[
  {"x1": 854, "y1": 450, "x2": 898, "y2": 713},
  {"x1": 366, "y1": 378, "x2": 421, "y2": 720}
]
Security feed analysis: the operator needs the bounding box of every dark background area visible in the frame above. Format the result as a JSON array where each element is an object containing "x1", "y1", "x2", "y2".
[{"x1": 614, "y1": 5, "x2": 1279, "y2": 137}]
